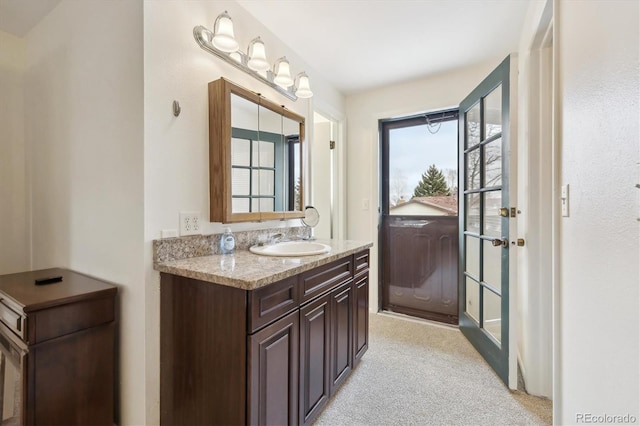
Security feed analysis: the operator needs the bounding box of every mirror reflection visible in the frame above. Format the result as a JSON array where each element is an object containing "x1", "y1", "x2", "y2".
[
  {"x1": 230, "y1": 93, "x2": 302, "y2": 214},
  {"x1": 209, "y1": 77, "x2": 304, "y2": 223}
]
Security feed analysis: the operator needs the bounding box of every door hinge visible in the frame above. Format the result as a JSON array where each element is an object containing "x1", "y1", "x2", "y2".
[{"x1": 330, "y1": 140, "x2": 336, "y2": 150}]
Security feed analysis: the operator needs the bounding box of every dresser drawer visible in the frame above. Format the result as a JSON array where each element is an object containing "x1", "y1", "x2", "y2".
[
  {"x1": 248, "y1": 276, "x2": 300, "y2": 333},
  {"x1": 0, "y1": 299, "x2": 25, "y2": 340},
  {"x1": 300, "y1": 257, "x2": 353, "y2": 303},
  {"x1": 29, "y1": 296, "x2": 115, "y2": 344}
]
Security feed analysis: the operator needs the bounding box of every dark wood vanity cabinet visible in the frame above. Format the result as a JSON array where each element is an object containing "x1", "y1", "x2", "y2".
[
  {"x1": 299, "y1": 292, "x2": 331, "y2": 425},
  {"x1": 248, "y1": 310, "x2": 299, "y2": 426},
  {"x1": 353, "y1": 249, "x2": 370, "y2": 367},
  {"x1": 329, "y1": 280, "x2": 353, "y2": 394},
  {"x1": 160, "y1": 249, "x2": 370, "y2": 426}
]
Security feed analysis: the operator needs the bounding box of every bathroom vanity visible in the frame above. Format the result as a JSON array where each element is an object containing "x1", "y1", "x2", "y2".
[{"x1": 155, "y1": 240, "x2": 371, "y2": 425}]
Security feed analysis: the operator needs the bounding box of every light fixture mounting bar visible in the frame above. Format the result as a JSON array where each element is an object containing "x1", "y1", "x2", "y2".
[{"x1": 193, "y1": 26, "x2": 298, "y2": 101}]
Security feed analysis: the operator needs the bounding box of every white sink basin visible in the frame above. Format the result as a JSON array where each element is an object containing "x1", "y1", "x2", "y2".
[{"x1": 250, "y1": 241, "x2": 331, "y2": 257}]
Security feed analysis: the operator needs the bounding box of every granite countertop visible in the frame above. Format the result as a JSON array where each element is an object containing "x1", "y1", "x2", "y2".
[{"x1": 153, "y1": 239, "x2": 373, "y2": 290}]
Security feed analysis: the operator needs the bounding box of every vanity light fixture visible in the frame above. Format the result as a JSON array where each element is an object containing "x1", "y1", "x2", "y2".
[
  {"x1": 211, "y1": 11, "x2": 239, "y2": 53},
  {"x1": 247, "y1": 37, "x2": 270, "y2": 72},
  {"x1": 193, "y1": 11, "x2": 313, "y2": 101},
  {"x1": 273, "y1": 57, "x2": 294, "y2": 88},
  {"x1": 295, "y1": 72, "x2": 313, "y2": 98}
]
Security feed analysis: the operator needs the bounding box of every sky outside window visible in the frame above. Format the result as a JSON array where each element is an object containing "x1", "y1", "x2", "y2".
[{"x1": 388, "y1": 120, "x2": 458, "y2": 206}]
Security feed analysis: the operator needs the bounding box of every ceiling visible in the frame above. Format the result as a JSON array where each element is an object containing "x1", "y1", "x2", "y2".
[
  {"x1": 0, "y1": 0, "x2": 61, "y2": 37},
  {"x1": 0, "y1": 0, "x2": 532, "y2": 95},
  {"x1": 237, "y1": 0, "x2": 533, "y2": 95}
]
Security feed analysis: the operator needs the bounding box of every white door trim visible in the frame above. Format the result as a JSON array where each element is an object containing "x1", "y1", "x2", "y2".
[{"x1": 515, "y1": 0, "x2": 554, "y2": 398}]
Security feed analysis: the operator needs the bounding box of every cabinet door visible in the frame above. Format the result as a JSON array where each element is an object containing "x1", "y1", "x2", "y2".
[
  {"x1": 330, "y1": 280, "x2": 353, "y2": 394},
  {"x1": 248, "y1": 310, "x2": 299, "y2": 426},
  {"x1": 353, "y1": 272, "x2": 369, "y2": 366},
  {"x1": 299, "y1": 293, "x2": 331, "y2": 425}
]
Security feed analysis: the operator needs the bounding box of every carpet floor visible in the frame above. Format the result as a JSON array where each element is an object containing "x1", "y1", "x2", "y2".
[{"x1": 314, "y1": 313, "x2": 552, "y2": 426}]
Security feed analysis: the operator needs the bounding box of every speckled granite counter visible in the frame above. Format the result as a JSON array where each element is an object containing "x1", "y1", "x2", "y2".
[{"x1": 153, "y1": 239, "x2": 372, "y2": 290}]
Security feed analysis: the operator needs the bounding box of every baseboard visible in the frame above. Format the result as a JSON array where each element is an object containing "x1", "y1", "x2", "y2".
[
  {"x1": 377, "y1": 310, "x2": 459, "y2": 331},
  {"x1": 517, "y1": 352, "x2": 527, "y2": 392}
]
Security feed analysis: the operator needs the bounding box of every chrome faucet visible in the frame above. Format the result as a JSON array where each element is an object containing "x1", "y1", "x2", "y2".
[{"x1": 267, "y1": 232, "x2": 284, "y2": 245}]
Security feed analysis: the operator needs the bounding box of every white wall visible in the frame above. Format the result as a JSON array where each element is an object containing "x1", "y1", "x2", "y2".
[
  {"x1": 345, "y1": 58, "x2": 504, "y2": 312},
  {"x1": 556, "y1": 0, "x2": 639, "y2": 423},
  {"x1": 143, "y1": 1, "x2": 345, "y2": 422},
  {"x1": 0, "y1": 31, "x2": 30, "y2": 275},
  {"x1": 23, "y1": 1, "x2": 145, "y2": 424}
]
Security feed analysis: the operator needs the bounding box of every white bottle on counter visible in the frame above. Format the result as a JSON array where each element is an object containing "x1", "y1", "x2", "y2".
[{"x1": 220, "y1": 227, "x2": 235, "y2": 255}]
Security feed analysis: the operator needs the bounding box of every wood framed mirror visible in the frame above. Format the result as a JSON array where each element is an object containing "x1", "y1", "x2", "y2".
[{"x1": 209, "y1": 78, "x2": 305, "y2": 223}]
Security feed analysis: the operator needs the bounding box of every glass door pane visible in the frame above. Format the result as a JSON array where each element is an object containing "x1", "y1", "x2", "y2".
[
  {"x1": 483, "y1": 288, "x2": 502, "y2": 343},
  {"x1": 484, "y1": 85, "x2": 502, "y2": 137}
]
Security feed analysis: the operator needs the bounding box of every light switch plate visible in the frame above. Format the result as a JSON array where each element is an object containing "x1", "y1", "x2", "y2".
[
  {"x1": 161, "y1": 229, "x2": 178, "y2": 239},
  {"x1": 561, "y1": 184, "x2": 569, "y2": 217}
]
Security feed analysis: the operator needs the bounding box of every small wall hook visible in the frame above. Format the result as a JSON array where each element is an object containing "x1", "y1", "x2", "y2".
[{"x1": 173, "y1": 100, "x2": 181, "y2": 117}]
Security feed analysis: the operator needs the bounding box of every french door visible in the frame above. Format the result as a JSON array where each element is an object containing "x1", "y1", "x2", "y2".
[{"x1": 459, "y1": 55, "x2": 517, "y2": 387}]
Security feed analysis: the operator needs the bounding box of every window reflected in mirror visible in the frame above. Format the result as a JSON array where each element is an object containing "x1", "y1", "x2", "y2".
[
  {"x1": 210, "y1": 77, "x2": 304, "y2": 223},
  {"x1": 230, "y1": 94, "x2": 301, "y2": 214}
]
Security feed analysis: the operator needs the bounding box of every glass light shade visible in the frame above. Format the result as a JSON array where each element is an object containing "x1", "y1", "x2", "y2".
[
  {"x1": 211, "y1": 11, "x2": 239, "y2": 53},
  {"x1": 247, "y1": 37, "x2": 270, "y2": 72},
  {"x1": 273, "y1": 57, "x2": 294, "y2": 88},
  {"x1": 295, "y1": 72, "x2": 313, "y2": 98}
]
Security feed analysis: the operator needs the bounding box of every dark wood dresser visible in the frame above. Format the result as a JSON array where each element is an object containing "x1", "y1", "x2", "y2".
[{"x1": 0, "y1": 268, "x2": 117, "y2": 425}]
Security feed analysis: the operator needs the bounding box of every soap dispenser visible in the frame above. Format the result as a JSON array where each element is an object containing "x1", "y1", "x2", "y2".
[{"x1": 220, "y1": 227, "x2": 235, "y2": 255}]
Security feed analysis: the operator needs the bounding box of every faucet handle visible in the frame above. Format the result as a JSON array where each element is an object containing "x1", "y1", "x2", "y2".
[{"x1": 268, "y1": 232, "x2": 284, "y2": 244}]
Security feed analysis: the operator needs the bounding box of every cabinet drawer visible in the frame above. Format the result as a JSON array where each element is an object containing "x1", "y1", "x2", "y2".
[
  {"x1": 248, "y1": 276, "x2": 300, "y2": 333},
  {"x1": 354, "y1": 250, "x2": 370, "y2": 277},
  {"x1": 300, "y1": 257, "x2": 353, "y2": 303},
  {"x1": 0, "y1": 299, "x2": 25, "y2": 340}
]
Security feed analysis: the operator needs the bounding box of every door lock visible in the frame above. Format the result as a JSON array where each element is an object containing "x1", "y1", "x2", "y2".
[
  {"x1": 491, "y1": 238, "x2": 508, "y2": 248},
  {"x1": 511, "y1": 238, "x2": 526, "y2": 247},
  {"x1": 498, "y1": 207, "x2": 518, "y2": 217}
]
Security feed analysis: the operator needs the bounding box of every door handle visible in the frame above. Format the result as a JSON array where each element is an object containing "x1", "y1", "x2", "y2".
[{"x1": 491, "y1": 238, "x2": 508, "y2": 248}]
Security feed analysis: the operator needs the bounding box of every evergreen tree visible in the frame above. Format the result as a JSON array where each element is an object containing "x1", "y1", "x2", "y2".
[{"x1": 413, "y1": 164, "x2": 451, "y2": 197}]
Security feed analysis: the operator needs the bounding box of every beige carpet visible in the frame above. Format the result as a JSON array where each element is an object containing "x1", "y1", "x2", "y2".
[{"x1": 314, "y1": 313, "x2": 552, "y2": 426}]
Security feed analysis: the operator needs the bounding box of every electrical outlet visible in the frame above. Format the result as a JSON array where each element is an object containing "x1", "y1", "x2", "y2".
[{"x1": 179, "y1": 212, "x2": 201, "y2": 236}]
